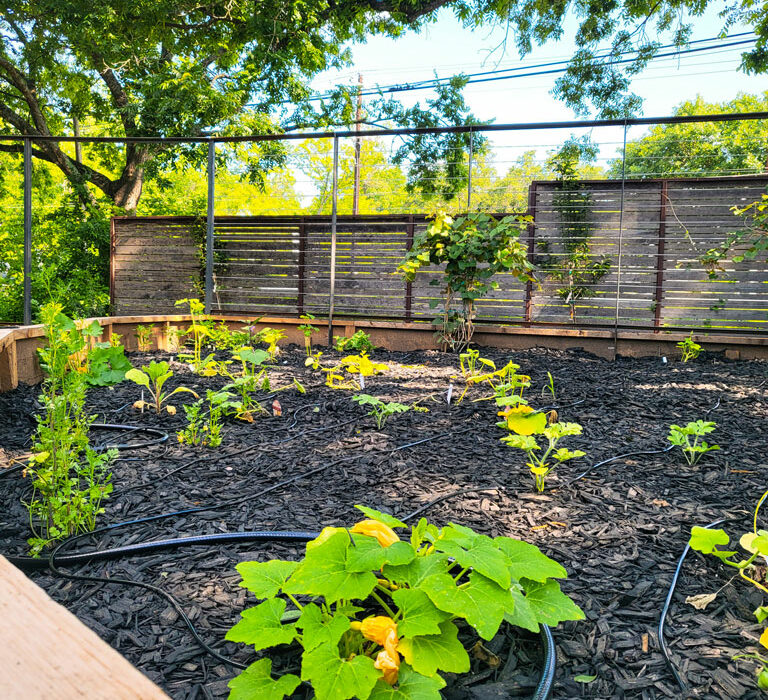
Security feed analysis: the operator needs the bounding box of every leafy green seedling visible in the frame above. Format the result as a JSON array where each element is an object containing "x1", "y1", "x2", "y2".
[
  {"x1": 677, "y1": 333, "x2": 702, "y2": 363},
  {"x1": 335, "y1": 330, "x2": 375, "y2": 354},
  {"x1": 298, "y1": 314, "x2": 319, "y2": 356},
  {"x1": 689, "y1": 491, "x2": 768, "y2": 689},
  {"x1": 667, "y1": 420, "x2": 719, "y2": 466},
  {"x1": 352, "y1": 394, "x2": 411, "y2": 430},
  {"x1": 499, "y1": 410, "x2": 585, "y2": 491},
  {"x1": 125, "y1": 361, "x2": 198, "y2": 414}
]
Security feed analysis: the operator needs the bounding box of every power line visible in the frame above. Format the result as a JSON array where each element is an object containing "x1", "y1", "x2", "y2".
[{"x1": 305, "y1": 35, "x2": 757, "y2": 102}]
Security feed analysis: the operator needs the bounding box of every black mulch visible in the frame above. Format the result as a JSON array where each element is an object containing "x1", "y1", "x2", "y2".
[{"x1": 1, "y1": 344, "x2": 767, "y2": 699}]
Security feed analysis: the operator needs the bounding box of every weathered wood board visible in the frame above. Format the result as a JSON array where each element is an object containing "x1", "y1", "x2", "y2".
[{"x1": 0, "y1": 555, "x2": 170, "y2": 699}]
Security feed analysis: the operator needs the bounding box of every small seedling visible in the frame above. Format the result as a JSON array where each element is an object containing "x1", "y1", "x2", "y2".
[
  {"x1": 352, "y1": 394, "x2": 411, "y2": 429},
  {"x1": 677, "y1": 333, "x2": 702, "y2": 363},
  {"x1": 175, "y1": 298, "x2": 213, "y2": 372},
  {"x1": 259, "y1": 327, "x2": 286, "y2": 360},
  {"x1": 298, "y1": 314, "x2": 319, "y2": 356},
  {"x1": 305, "y1": 350, "x2": 323, "y2": 370},
  {"x1": 542, "y1": 372, "x2": 556, "y2": 400},
  {"x1": 126, "y1": 360, "x2": 198, "y2": 414},
  {"x1": 136, "y1": 323, "x2": 155, "y2": 351},
  {"x1": 668, "y1": 420, "x2": 719, "y2": 465},
  {"x1": 499, "y1": 409, "x2": 585, "y2": 491},
  {"x1": 335, "y1": 330, "x2": 376, "y2": 354}
]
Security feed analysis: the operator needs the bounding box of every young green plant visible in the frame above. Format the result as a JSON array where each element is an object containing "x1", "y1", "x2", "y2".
[
  {"x1": 225, "y1": 505, "x2": 583, "y2": 700},
  {"x1": 25, "y1": 304, "x2": 118, "y2": 555},
  {"x1": 689, "y1": 491, "x2": 768, "y2": 689},
  {"x1": 125, "y1": 361, "x2": 198, "y2": 414},
  {"x1": 335, "y1": 329, "x2": 376, "y2": 354},
  {"x1": 298, "y1": 313, "x2": 319, "y2": 356},
  {"x1": 677, "y1": 333, "x2": 702, "y2": 363},
  {"x1": 667, "y1": 420, "x2": 719, "y2": 465},
  {"x1": 499, "y1": 408, "x2": 585, "y2": 491},
  {"x1": 352, "y1": 394, "x2": 411, "y2": 430}
]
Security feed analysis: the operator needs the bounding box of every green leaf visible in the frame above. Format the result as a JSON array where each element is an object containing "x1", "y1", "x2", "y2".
[
  {"x1": 689, "y1": 526, "x2": 730, "y2": 554},
  {"x1": 392, "y1": 588, "x2": 451, "y2": 638},
  {"x1": 347, "y1": 536, "x2": 416, "y2": 573},
  {"x1": 574, "y1": 674, "x2": 597, "y2": 683},
  {"x1": 383, "y1": 553, "x2": 451, "y2": 588},
  {"x1": 124, "y1": 367, "x2": 150, "y2": 389},
  {"x1": 504, "y1": 583, "x2": 540, "y2": 632},
  {"x1": 228, "y1": 658, "x2": 301, "y2": 700},
  {"x1": 284, "y1": 530, "x2": 377, "y2": 603},
  {"x1": 421, "y1": 571, "x2": 513, "y2": 640},
  {"x1": 296, "y1": 603, "x2": 350, "y2": 652},
  {"x1": 433, "y1": 524, "x2": 511, "y2": 589},
  {"x1": 368, "y1": 663, "x2": 445, "y2": 700},
  {"x1": 236, "y1": 560, "x2": 299, "y2": 599},
  {"x1": 493, "y1": 537, "x2": 567, "y2": 581},
  {"x1": 355, "y1": 506, "x2": 408, "y2": 529},
  {"x1": 301, "y1": 641, "x2": 379, "y2": 700},
  {"x1": 521, "y1": 579, "x2": 584, "y2": 626},
  {"x1": 225, "y1": 598, "x2": 297, "y2": 651},
  {"x1": 397, "y1": 620, "x2": 470, "y2": 677}
]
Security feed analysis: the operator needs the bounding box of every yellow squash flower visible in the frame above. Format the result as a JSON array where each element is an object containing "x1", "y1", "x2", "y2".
[
  {"x1": 352, "y1": 616, "x2": 400, "y2": 685},
  {"x1": 374, "y1": 648, "x2": 400, "y2": 685},
  {"x1": 350, "y1": 520, "x2": 400, "y2": 548}
]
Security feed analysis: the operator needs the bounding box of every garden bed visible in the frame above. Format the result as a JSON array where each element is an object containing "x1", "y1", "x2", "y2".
[{"x1": 0, "y1": 344, "x2": 766, "y2": 699}]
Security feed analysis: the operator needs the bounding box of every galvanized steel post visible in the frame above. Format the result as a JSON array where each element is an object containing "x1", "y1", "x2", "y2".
[
  {"x1": 23, "y1": 138, "x2": 32, "y2": 325},
  {"x1": 327, "y1": 135, "x2": 340, "y2": 345},
  {"x1": 204, "y1": 140, "x2": 215, "y2": 313}
]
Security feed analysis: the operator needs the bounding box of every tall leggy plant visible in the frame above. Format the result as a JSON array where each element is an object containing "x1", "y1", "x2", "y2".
[
  {"x1": 25, "y1": 304, "x2": 116, "y2": 555},
  {"x1": 398, "y1": 212, "x2": 535, "y2": 351}
]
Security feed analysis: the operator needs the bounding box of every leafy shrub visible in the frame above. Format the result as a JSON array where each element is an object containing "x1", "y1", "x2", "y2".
[
  {"x1": 226, "y1": 506, "x2": 583, "y2": 699},
  {"x1": 398, "y1": 212, "x2": 534, "y2": 351}
]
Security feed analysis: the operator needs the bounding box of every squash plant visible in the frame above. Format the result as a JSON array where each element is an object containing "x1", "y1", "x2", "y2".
[
  {"x1": 226, "y1": 506, "x2": 583, "y2": 700},
  {"x1": 689, "y1": 492, "x2": 768, "y2": 689},
  {"x1": 398, "y1": 212, "x2": 534, "y2": 351}
]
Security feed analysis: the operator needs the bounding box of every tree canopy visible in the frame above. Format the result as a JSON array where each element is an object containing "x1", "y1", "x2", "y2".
[
  {"x1": 610, "y1": 92, "x2": 768, "y2": 178},
  {"x1": 1, "y1": 1, "x2": 767, "y2": 212}
]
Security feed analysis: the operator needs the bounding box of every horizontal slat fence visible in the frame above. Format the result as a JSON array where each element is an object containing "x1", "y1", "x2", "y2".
[{"x1": 111, "y1": 175, "x2": 768, "y2": 333}]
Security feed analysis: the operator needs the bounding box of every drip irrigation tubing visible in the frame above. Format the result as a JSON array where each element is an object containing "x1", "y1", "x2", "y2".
[
  {"x1": 658, "y1": 517, "x2": 727, "y2": 693},
  {"x1": 90, "y1": 423, "x2": 169, "y2": 451}
]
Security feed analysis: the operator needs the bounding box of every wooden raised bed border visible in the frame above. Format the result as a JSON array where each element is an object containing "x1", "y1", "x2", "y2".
[{"x1": 1, "y1": 315, "x2": 766, "y2": 392}]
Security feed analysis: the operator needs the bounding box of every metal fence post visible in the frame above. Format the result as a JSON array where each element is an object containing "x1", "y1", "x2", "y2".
[
  {"x1": 204, "y1": 139, "x2": 215, "y2": 313},
  {"x1": 613, "y1": 121, "x2": 628, "y2": 358},
  {"x1": 23, "y1": 138, "x2": 32, "y2": 325},
  {"x1": 327, "y1": 135, "x2": 340, "y2": 345},
  {"x1": 467, "y1": 128, "x2": 473, "y2": 210}
]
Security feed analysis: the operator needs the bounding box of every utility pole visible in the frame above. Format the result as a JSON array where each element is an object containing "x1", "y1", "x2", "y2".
[{"x1": 352, "y1": 73, "x2": 363, "y2": 215}]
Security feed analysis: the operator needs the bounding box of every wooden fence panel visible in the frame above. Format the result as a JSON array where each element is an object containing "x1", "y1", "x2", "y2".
[{"x1": 110, "y1": 175, "x2": 768, "y2": 334}]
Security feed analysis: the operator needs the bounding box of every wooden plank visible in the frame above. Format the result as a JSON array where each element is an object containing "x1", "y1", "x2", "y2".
[{"x1": 0, "y1": 555, "x2": 169, "y2": 699}]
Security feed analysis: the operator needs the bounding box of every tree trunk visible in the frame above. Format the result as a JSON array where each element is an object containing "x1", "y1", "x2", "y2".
[{"x1": 110, "y1": 146, "x2": 150, "y2": 215}]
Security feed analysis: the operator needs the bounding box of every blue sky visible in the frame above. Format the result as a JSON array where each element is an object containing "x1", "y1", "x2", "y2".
[{"x1": 303, "y1": 5, "x2": 767, "y2": 173}]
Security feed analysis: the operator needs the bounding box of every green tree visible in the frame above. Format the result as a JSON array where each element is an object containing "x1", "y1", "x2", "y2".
[
  {"x1": 610, "y1": 92, "x2": 768, "y2": 178},
  {"x1": 4, "y1": 0, "x2": 763, "y2": 214}
]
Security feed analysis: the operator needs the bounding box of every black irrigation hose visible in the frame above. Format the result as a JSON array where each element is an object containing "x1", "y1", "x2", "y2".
[
  {"x1": 91, "y1": 423, "x2": 169, "y2": 451},
  {"x1": 555, "y1": 444, "x2": 677, "y2": 489},
  {"x1": 8, "y1": 530, "x2": 318, "y2": 572},
  {"x1": 658, "y1": 517, "x2": 727, "y2": 693},
  {"x1": 534, "y1": 624, "x2": 557, "y2": 700}
]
